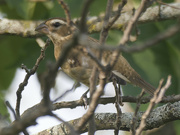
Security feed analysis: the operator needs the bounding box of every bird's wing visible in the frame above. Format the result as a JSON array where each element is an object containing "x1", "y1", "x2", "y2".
[{"x1": 112, "y1": 55, "x2": 156, "y2": 95}]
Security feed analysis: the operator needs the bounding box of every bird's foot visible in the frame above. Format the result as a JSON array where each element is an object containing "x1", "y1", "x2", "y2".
[{"x1": 80, "y1": 89, "x2": 89, "y2": 109}]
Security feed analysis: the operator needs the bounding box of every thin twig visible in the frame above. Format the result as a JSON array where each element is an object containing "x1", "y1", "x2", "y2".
[
  {"x1": 85, "y1": 48, "x2": 105, "y2": 71},
  {"x1": 15, "y1": 39, "x2": 50, "y2": 118},
  {"x1": 122, "y1": 23, "x2": 180, "y2": 53},
  {"x1": 99, "y1": 0, "x2": 114, "y2": 44},
  {"x1": 157, "y1": 0, "x2": 180, "y2": 10},
  {"x1": 81, "y1": 15, "x2": 180, "y2": 55},
  {"x1": 50, "y1": 112, "x2": 79, "y2": 135},
  {"x1": 135, "y1": 79, "x2": 164, "y2": 135},
  {"x1": 53, "y1": 81, "x2": 80, "y2": 102},
  {"x1": 6, "y1": 102, "x2": 30, "y2": 135},
  {"x1": 75, "y1": 71, "x2": 107, "y2": 131},
  {"x1": 120, "y1": 0, "x2": 155, "y2": 45},
  {"x1": 41, "y1": 33, "x2": 79, "y2": 108},
  {"x1": 1, "y1": 39, "x2": 50, "y2": 135},
  {"x1": 52, "y1": 94, "x2": 180, "y2": 111},
  {"x1": 1, "y1": 32, "x2": 79, "y2": 135},
  {"x1": 135, "y1": 76, "x2": 171, "y2": 135},
  {"x1": 58, "y1": 0, "x2": 71, "y2": 25},
  {"x1": 6, "y1": 101, "x2": 18, "y2": 121},
  {"x1": 155, "y1": 75, "x2": 171, "y2": 103},
  {"x1": 105, "y1": 0, "x2": 127, "y2": 31},
  {"x1": 130, "y1": 90, "x2": 145, "y2": 135},
  {"x1": 108, "y1": 0, "x2": 155, "y2": 80},
  {"x1": 79, "y1": 0, "x2": 95, "y2": 33},
  {"x1": 88, "y1": 66, "x2": 98, "y2": 135},
  {"x1": 77, "y1": 0, "x2": 115, "y2": 133},
  {"x1": 112, "y1": 79, "x2": 122, "y2": 135}
]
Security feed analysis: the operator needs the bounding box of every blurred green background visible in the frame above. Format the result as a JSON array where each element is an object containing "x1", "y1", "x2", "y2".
[{"x1": 0, "y1": 0, "x2": 180, "y2": 134}]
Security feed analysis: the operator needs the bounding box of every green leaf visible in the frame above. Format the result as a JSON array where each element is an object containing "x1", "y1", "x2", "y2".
[
  {"x1": 0, "y1": 36, "x2": 17, "y2": 90},
  {"x1": 4, "y1": 0, "x2": 36, "y2": 19}
]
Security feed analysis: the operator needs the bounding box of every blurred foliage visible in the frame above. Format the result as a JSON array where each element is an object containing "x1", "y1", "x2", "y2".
[{"x1": 0, "y1": 0, "x2": 180, "y2": 133}]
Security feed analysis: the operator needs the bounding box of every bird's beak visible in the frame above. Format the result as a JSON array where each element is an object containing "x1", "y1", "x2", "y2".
[{"x1": 35, "y1": 23, "x2": 49, "y2": 34}]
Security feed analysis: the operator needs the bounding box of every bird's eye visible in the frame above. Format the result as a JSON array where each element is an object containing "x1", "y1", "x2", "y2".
[{"x1": 52, "y1": 22, "x2": 61, "y2": 28}]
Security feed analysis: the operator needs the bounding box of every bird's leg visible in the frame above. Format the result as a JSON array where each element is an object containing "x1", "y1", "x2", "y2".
[
  {"x1": 108, "y1": 72, "x2": 126, "y2": 85},
  {"x1": 112, "y1": 79, "x2": 123, "y2": 135},
  {"x1": 80, "y1": 89, "x2": 89, "y2": 109},
  {"x1": 117, "y1": 84, "x2": 124, "y2": 106}
]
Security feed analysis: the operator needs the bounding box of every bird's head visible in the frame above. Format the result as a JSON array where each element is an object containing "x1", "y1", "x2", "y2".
[{"x1": 35, "y1": 18, "x2": 76, "y2": 42}]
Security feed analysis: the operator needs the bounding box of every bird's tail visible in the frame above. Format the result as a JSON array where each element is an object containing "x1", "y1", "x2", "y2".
[{"x1": 134, "y1": 76, "x2": 156, "y2": 95}]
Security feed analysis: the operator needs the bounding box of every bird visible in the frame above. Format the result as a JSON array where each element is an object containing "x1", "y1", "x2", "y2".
[{"x1": 35, "y1": 18, "x2": 156, "y2": 95}]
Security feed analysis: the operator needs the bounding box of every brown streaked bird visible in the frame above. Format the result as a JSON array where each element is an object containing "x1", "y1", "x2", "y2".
[{"x1": 35, "y1": 18, "x2": 156, "y2": 95}]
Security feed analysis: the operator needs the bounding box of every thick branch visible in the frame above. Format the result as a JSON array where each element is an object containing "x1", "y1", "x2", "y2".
[
  {"x1": 36, "y1": 101, "x2": 180, "y2": 134},
  {"x1": 88, "y1": 2, "x2": 180, "y2": 32},
  {"x1": 1, "y1": 93, "x2": 179, "y2": 135},
  {"x1": 52, "y1": 94, "x2": 180, "y2": 110},
  {"x1": 0, "y1": 3, "x2": 180, "y2": 37}
]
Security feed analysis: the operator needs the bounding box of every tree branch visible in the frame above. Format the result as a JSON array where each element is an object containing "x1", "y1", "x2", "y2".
[
  {"x1": 15, "y1": 39, "x2": 50, "y2": 118},
  {"x1": 136, "y1": 75, "x2": 171, "y2": 135},
  {"x1": 1, "y1": 93, "x2": 179, "y2": 134},
  {"x1": 1, "y1": 3, "x2": 180, "y2": 37},
  {"x1": 36, "y1": 101, "x2": 180, "y2": 134}
]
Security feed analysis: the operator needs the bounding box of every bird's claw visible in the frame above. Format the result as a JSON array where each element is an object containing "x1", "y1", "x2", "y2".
[{"x1": 80, "y1": 89, "x2": 89, "y2": 109}]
